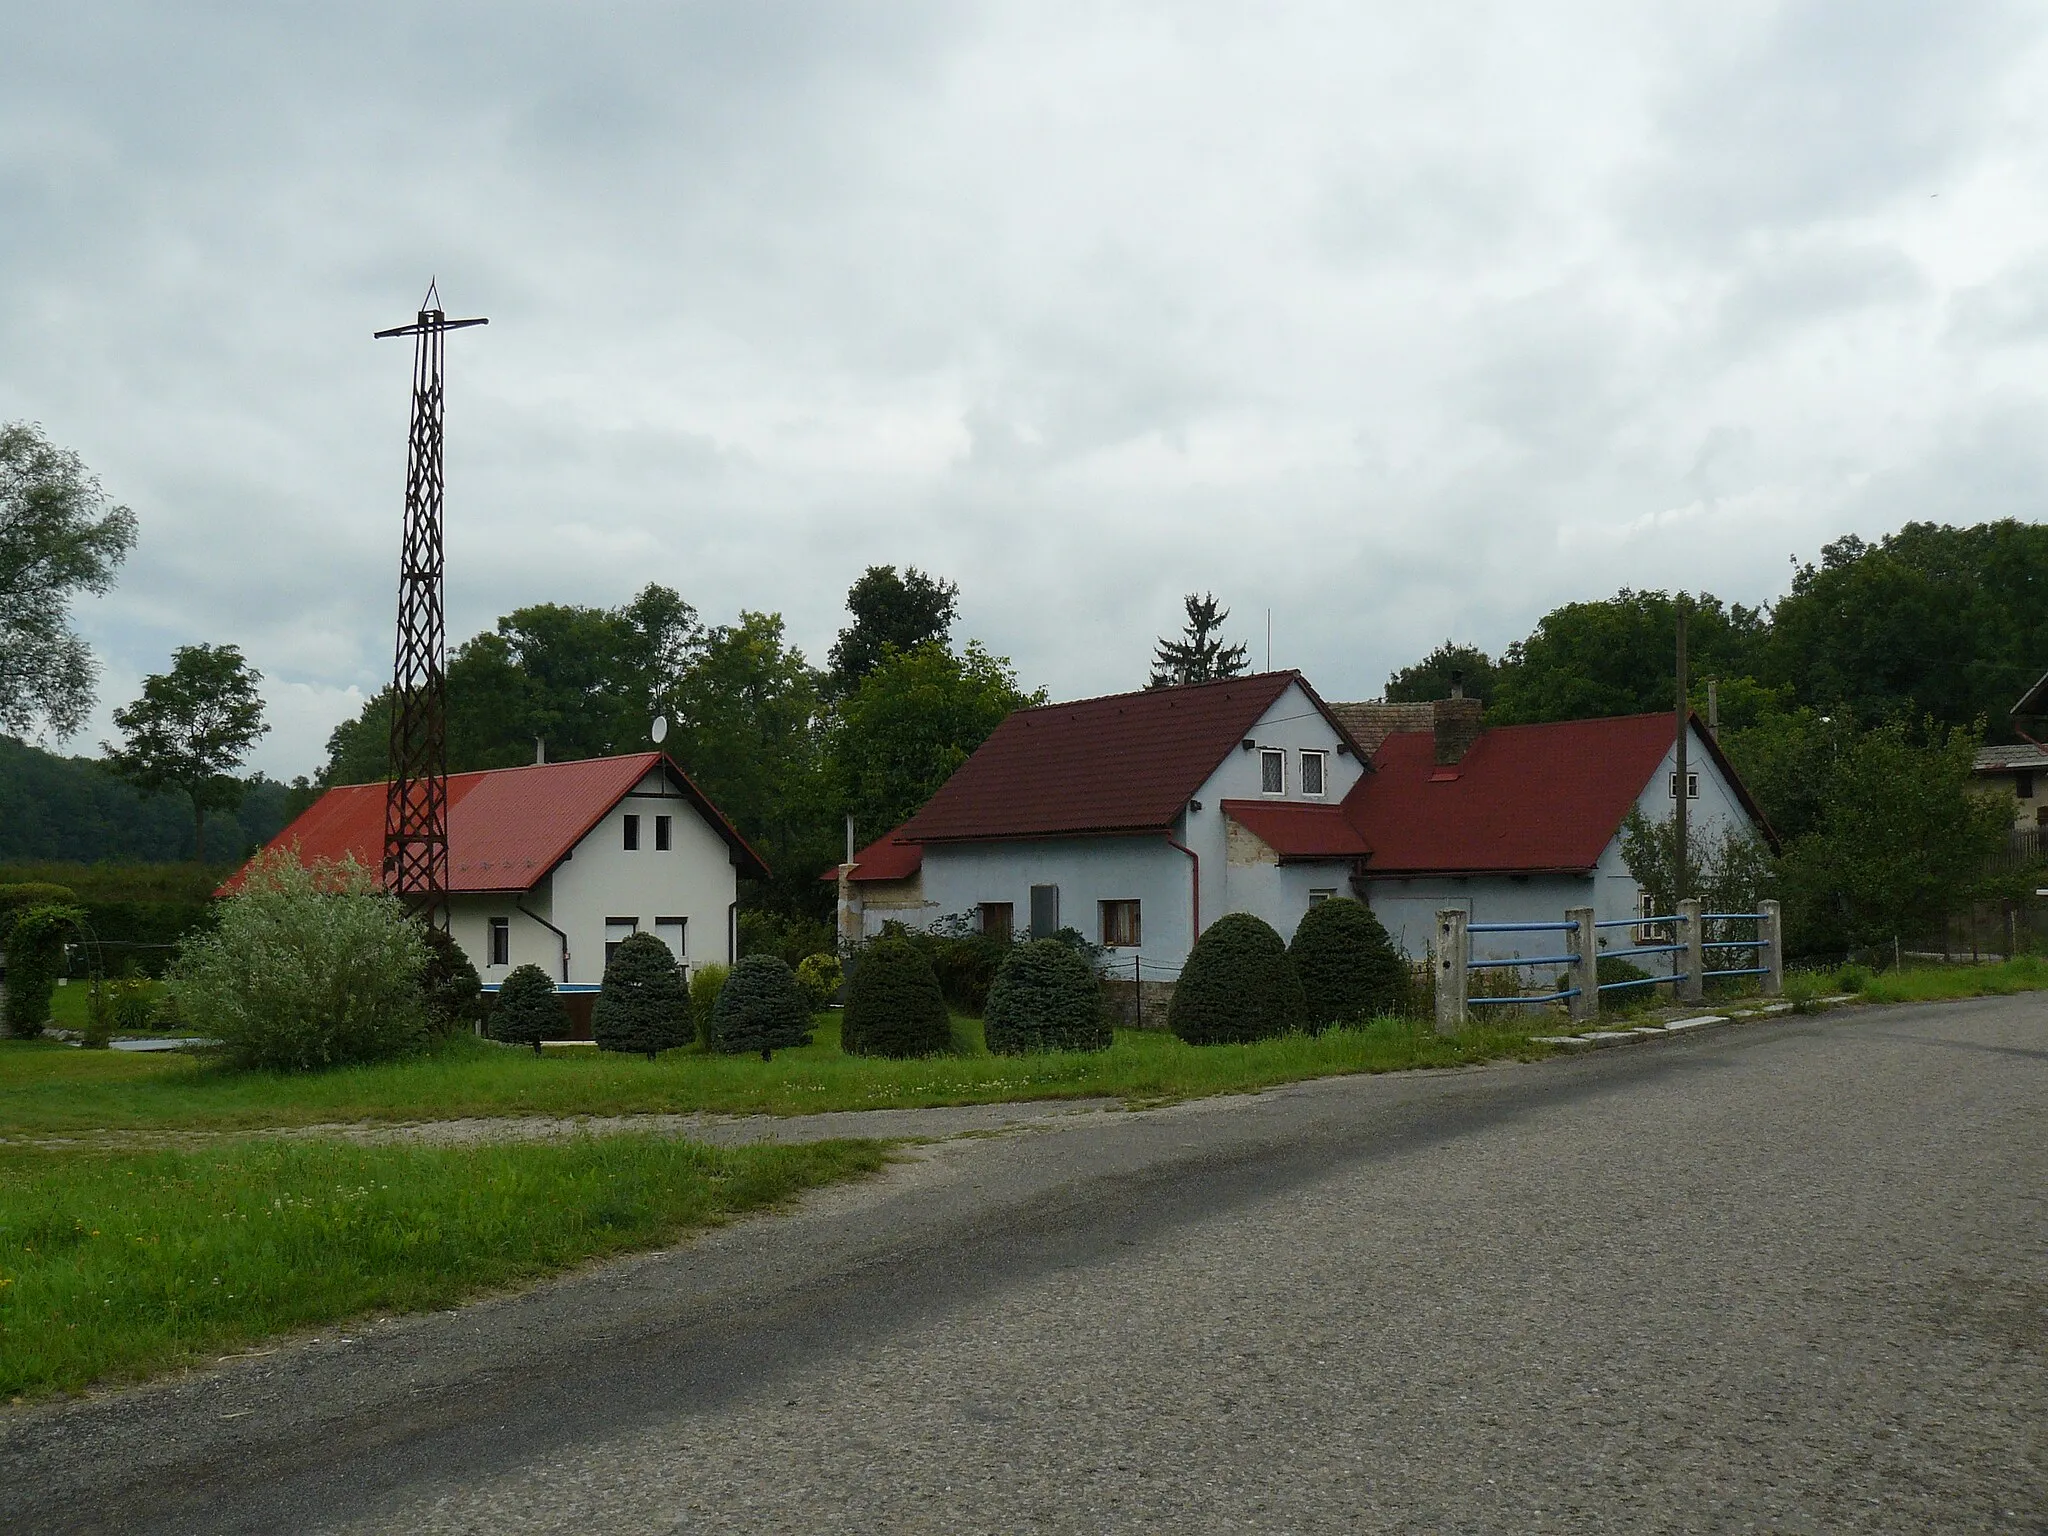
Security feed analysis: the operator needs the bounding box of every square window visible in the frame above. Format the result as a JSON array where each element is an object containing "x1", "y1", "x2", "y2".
[
  {"x1": 1260, "y1": 749, "x2": 1285, "y2": 795},
  {"x1": 604, "y1": 917, "x2": 638, "y2": 970},
  {"x1": 488, "y1": 916, "x2": 509, "y2": 967},
  {"x1": 1667, "y1": 772, "x2": 1699, "y2": 799},
  {"x1": 979, "y1": 902, "x2": 1014, "y2": 941},
  {"x1": 1100, "y1": 899, "x2": 1141, "y2": 948},
  {"x1": 655, "y1": 917, "x2": 686, "y2": 962},
  {"x1": 1301, "y1": 751, "x2": 1327, "y2": 797},
  {"x1": 655, "y1": 815, "x2": 672, "y2": 851},
  {"x1": 622, "y1": 814, "x2": 641, "y2": 851}
]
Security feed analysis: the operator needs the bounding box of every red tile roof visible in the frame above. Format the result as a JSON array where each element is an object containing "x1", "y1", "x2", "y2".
[
  {"x1": 825, "y1": 830, "x2": 924, "y2": 884},
  {"x1": 897, "y1": 672, "x2": 1362, "y2": 844},
  {"x1": 1221, "y1": 799, "x2": 1372, "y2": 859},
  {"x1": 225, "y1": 753, "x2": 767, "y2": 895},
  {"x1": 1340, "y1": 712, "x2": 1773, "y2": 874}
]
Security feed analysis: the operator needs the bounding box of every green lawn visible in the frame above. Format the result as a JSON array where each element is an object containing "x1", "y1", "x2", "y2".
[
  {"x1": 0, "y1": 1013, "x2": 1557, "y2": 1137},
  {"x1": 1830, "y1": 954, "x2": 2048, "y2": 1005},
  {"x1": 0, "y1": 1134, "x2": 887, "y2": 1401}
]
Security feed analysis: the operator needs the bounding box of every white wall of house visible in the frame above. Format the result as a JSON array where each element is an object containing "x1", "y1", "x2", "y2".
[
  {"x1": 442, "y1": 770, "x2": 740, "y2": 987},
  {"x1": 919, "y1": 836, "x2": 1194, "y2": 975}
]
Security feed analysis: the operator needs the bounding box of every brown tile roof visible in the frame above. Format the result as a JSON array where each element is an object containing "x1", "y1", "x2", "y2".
[
  {"x1": 1326, "y1": 700, "x2": 1435, "y2": 754},
  {"x1": 899, "y1": 672, "x2": 1359, "y2": 844}
]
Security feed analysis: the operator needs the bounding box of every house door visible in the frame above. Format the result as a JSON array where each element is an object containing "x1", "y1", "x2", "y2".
[{"x1": 1029, "y1": 884, "x2": 1059, "y2": 941}]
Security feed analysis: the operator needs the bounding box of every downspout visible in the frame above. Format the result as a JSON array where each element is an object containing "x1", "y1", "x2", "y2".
[
  {"x1": 1165, "y1": 831, "x2": 1200, "y2": 946},
  {"x1": 728, "y1": 901, "x2": 738, "y2": 965},
  {"x1": 517, "y1": 899, "x2": 570, "y2": 983}
]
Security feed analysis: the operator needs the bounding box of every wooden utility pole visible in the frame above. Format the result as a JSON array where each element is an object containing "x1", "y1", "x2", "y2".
[{"x1": 1674, "y1": 596, "x2": 1689, "y2": 904}]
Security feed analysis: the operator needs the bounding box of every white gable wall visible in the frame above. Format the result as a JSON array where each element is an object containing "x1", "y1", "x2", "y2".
[{"x1": 459, "y1": 769, "x2": 741, "y2": 987}]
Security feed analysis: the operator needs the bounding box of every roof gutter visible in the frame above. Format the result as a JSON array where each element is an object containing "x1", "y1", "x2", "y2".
[
  {"x1": 517, "y1": 899, "x2": 571, "y2": 983},
  {"x1": 1164, "y1": 832, "x2": 1200, "y2": 944}
]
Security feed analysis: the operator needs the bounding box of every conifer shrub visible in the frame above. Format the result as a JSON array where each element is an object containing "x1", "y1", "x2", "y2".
[
  {"x1": 841, "y1": 937, "x2": 952, "y2": 1057},
  {"x1": 710, "y1": 953, "x2": 814, "y2": 1059},
  {"x1": 1168, "y1": 912, "x2": 1306, "y2": 1045},
  {"x1": 418, "y1": 923, "x2": 486, "y2": 1035},
  {"x1": 1288, "y1": 897, "x2": 1409, "y2": 1030},
  {"x1": 592, "y1": 932, "x2": 691, "y2": 1059},
  {"x1": 490, "y1": 963, "x2": 565, "y2": 1054},
  {"x1": 984, "y1": 939, "x2": 1111, "y2": 1055},
  {"x1": 794, "y1": 952, "x2": 842, "y2": 1013}
]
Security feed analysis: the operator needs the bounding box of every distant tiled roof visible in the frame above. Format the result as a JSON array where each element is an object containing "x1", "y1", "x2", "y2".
[
  {"x1": 897, "y1": 672, "x2": 1362, "y2": 844},
  {"x1": 1221, "y1": 799, "x2": 1371, "y2": 859},
  {"x1": 223, "y1": 753, "x2": 767, "y2": 895},
  {"x1": 1973, "y1": 744, "x2": 2048, "y2": 773},
  {"x1": 823, "y1": 830, "x2": 924, "y2": 884},
  {"x1": 1325, "y1": 700, "x2": 1435, "y2": 754},
  {"x1": 1342, "y1": 712, "x2": 1776, "y2": 874}
]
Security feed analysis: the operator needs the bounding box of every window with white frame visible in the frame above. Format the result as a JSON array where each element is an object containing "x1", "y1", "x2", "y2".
[
  {"x1": 654, "y1": 916, "x2": 686, "y2": 963},
  {"x1": 1308, "y1": 888, "x2": 1336, "y2": 906},
  {"x1": 1300, "y1": 750, "x2": 1327, "y2": 797},
  {"x1": 1668, "y1": 772, "x2": 1699, "y2": 799},
  {"x1": 604, "y1": 917, "x2": 638, "y2": 968},
  {"x1": 488, "y1": 916, "x2": 510, "y2": 967},
  {"x1": 1260, "y1": 748, "x2": 1285, "y2": 795}
]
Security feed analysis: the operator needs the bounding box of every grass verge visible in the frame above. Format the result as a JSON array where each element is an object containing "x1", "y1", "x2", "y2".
[
  {"x1": 1833, "y1": 954, "x2": 2048, "y2": 1005},
  {"x1": 0, "y1": 1014, "x2": 1554, "y2": 1136},
  {"x1": 0, "y1": 1134, "x2": 886, "y2": 1401}
]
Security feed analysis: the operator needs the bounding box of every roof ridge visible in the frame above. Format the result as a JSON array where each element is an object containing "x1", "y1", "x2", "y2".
[{"x1": 1010, "y1": 670, "x2": 1299, "y2": 716}]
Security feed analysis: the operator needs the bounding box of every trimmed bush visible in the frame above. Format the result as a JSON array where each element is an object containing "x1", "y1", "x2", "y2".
[
  {"x1": 1288, "y1": 898, "x2": 1409, "y2": 1030},
  {"x1": 592, "y1": 931, "x2": 691, "y2": 1059},
  {"x1": 984, "y1": 939, "x2": 1111, "y2": 1055},
  {"x1": 4, "y1": 903, "x2": 87, "y2": 1038},
  {"x1": 1168, "y1": 913, "x2": 1306, "y2": 1045},
  {"x1": 688, "y1": 962, "x2": 729, "y2": 1049},
  {"x1": 710, "y1": 954, "x2": 814, "y2": 1058},
  {"x1": 841, "y1": 937, "x2": 952, "y2": 1058},
  {"x1": 490, "y1": 964, "x2": 565, "y2": 1054},
  {"x1": 418, "y1": 923, "x2": 486, "y2": 1035},
  {"x1": 170, "y1": 851, "x2": 428, "y2": 1071},
  {"x1": 794, "y1": 952, "x2": 842, "y2": 1013}
]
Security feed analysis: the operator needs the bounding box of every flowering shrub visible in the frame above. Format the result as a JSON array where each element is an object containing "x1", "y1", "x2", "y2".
[{"x1": 171, "y1": 849, "x2": 428, "y2": 1071}]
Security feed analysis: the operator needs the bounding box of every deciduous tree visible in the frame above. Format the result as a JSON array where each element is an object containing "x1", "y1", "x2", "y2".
[
  {"x1": 827, "y1": 565, "x2": 959, "y2": 694},
  {"x1": 104, "y1": 644, "x2": 268, "y2": 863}
]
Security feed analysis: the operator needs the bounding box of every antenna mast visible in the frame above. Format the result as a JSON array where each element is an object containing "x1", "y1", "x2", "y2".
[{"x1": 374, "y1": 282, "x2": 487, "y2": 926}]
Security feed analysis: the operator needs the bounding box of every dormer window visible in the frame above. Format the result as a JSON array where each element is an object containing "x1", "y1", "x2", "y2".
[
  {"x1": 1300, "y1": 750, "x2": 1327, "y2": 797},
  {"x1": 1260, "y1": 749, "x2": 1285, "y2": 795}
]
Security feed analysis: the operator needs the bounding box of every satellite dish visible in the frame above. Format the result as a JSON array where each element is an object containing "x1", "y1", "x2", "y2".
[{"x1": 651, "y1": 715, "x2": 669, "y2": 745}]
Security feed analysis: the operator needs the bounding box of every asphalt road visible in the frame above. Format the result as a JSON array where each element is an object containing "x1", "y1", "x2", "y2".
[{"x1": 4, "y1": 997, "x2": 2043, "y2": 1534}]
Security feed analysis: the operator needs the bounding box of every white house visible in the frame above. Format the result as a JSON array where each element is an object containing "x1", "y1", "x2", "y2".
[
  {"x1": 242, "y1": 752, "x2": 768, "y2": 1037},
  {"x1": 834, "y1": 672, "x2": 1774, "y2": 976}
]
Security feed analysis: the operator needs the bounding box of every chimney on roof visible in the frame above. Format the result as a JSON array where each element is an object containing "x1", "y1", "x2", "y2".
[
  {"x1": 1433, "y1": 689, "x2": 1483, "y2": 765},
  {"x1": 534, "y1": 738, "x2": 546, "y2": 766}
]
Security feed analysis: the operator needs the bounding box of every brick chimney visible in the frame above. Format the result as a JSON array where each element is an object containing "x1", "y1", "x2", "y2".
[{"x1": 1432, "y1": 679, "x2": 1483, "y2": 765}]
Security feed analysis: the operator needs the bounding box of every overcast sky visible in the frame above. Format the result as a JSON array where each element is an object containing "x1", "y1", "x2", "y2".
[{"x1": 6, "y1": 0, "x2": 2047, "y2": 779}]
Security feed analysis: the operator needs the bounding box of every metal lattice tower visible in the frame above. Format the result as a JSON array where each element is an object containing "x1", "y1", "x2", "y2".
[{"x1": 374, "y1": 282, "x2": 487, "y2": 924}]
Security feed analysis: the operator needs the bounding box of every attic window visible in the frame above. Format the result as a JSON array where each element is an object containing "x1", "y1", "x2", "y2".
[
  {"x1": 1260, "y1": 749, "x2": 1285, "y2": 795},
  {"x1": 623, "y1": 814, "x2": 641, "y2": 850},
  {"x1": 655, "y1": 815, "x2": 672, "y2": 851},
  {"x1": 1668, "y1": 772, "x2": 1700, "y2": 800},
  {"x1": 1300, "y1": 750, "x2": 1327, "y2": 797}
]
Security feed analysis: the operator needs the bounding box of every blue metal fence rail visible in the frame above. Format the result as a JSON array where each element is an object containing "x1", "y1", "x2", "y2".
[{"x1": 1461, "y1": 917, "x2": 1586, "y2": 1010}]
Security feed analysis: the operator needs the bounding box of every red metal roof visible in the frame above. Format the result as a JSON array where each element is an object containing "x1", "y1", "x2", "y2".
[
  {"x1": 1221, "y1": 799, "x2": 1372, "y2": 859},
  {"x1": 822, "y1": 829, "x2": 924, "y2": 884},
  {"x1": 1340, "y1": 712, "x2": 1771, "y2": 874},
  {"x1": 224, "y1": 753, "x2": 767, "y2": 895},
  {"x1": 898, "y1": 672, "x2": 1360, "y2": 844}
]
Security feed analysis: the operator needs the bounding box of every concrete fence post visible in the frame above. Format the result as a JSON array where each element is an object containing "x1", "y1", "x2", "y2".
[
  {"x1": 1566, "y1": 906, "x2": 1597, "y2": 1023},
  {"x1": 1677, "y1": 898, "x2": 1704, "y2": 1004},
  {"x1": 1435, "y1": 909, "x2": 1469, "y2": 1035},
  {"x1": 1759, "y1": 899, "x2": 1784, "y2": 998}
]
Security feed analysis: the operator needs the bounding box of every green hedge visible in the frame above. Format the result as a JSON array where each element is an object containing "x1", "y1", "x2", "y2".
[
  {"x1": 490, "y1": 964, "x2": 565, "y2": 1053},
  {"x1": 592, "y1": 933, "x2": 691, "y2": 1059},
  {"x1": 1288, "y1": 898, "x2": 1409, "y2": 1029},
  {"x1": 841, "y1": 938, "x2": 951, "y2": 1058},
  {"x1": 984, "y1": 940, "x2": 1110, "y2": 1054},
  {"x1": 710, "y1": 954, "x2": 813, "y2": 1058},
  {"x1": 1168, "y1": 913, "x2": 1305, "y2": 1045}
]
